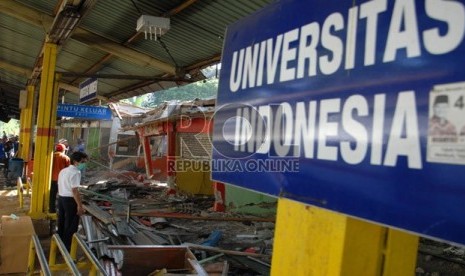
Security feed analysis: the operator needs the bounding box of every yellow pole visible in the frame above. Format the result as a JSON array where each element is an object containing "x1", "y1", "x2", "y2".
[
  {"x1": 43, "y1": 77, "x2": 61, "y2": 217},
  {"x1": 382, "y1": 228, "x2": 420, "y2": 276},
  {"x1": 29, "y1": 42, "x2": 59, "y2": 219},
  {"x1": 18, "y1": 109, "x2": 25, "y2": 157},
  {"x1": 20, "y1": 85, "x2": 35, "y2": 161},
  {"x1": 271, "y1": 198, "x2": 418, "y2": 276}
]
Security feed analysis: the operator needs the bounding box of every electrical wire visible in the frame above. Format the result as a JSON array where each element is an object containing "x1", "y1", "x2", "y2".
[
  {"x1": 130, "y1": 0, "x2": 142, "y2": 16},
  {"x1": 158, "y1": 38, "x2": 179, "y2": 68}
]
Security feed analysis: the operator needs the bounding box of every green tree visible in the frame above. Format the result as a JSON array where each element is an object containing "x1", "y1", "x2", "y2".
[{"x1": 142, "y1": 79, "x2": 218, "y2": 108}]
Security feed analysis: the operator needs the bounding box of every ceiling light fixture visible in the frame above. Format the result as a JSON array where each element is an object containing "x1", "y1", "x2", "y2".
[{"x1": 136, "y1": 15, "x2": 170, "y2": 41}]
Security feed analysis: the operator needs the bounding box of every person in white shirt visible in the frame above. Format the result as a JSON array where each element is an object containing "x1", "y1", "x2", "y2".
[{"x1": 57, "y1": 151, "x2": 88, "y2": 250}]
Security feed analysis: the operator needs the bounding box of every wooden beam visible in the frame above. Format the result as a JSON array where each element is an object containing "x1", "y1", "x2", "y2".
[
  {"x1": 69, "y1": 54, "x2": 113, "y2": 84},
  {"x1": 163, "y1": 0, "x2": 199, "y2": 17},
  {"x1": 57, "y1": 82, "x2": 80, "y2": 94},
  {"x1": 0, "y1": 59, "x2": 31, "y2": 77},
  {"x1": 185, "y1": 53, "x2": 221, "y2": 72},
  {"x1": 106, "y1": 80, "x2": 154, "y2": 98},
  {"x1": 0, "y1": 59, "x2": 79, "y2": 94},
  {"x1": 73, "y1": 29, "x2": 176, "y2": 74},
  {"x1": 0, "y1": 1, "x2": 53, "y2": 29}
]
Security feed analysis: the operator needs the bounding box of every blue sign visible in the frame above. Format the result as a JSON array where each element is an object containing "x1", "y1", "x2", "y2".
[
  {"x1": 212, "y1": 0, "x2": 465, "y2": 244},
  {"x1": 79, "y1": 78, "x2": 98, "y2": 103},
  {"x1": 57, "y1": 104, "x2": 112, "y2": 120}
]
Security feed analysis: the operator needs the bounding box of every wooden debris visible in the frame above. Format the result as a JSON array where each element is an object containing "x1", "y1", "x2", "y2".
[
  {"x1": 79, "y1": 175, "x2": 274, "y2": 275},
  {"x1": 127, "y1": 211, "x2": 275, "y2": 222}
]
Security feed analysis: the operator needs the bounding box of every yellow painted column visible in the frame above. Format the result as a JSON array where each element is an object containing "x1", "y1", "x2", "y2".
[
  {"x1": 382, "y1": 228, "x2": 419, "y2": 276},
  {"x1": 18, "y1": 109, "x2": 25, "y2": 157},
  {"x1": 19, "y1": 85, "x2": 35, "y2": 160},
  {"x1": 43, "y1": 78, "x2": 61, "y2": 217},
  {"x1": 271, "y1": 198, "x2": 418, "y2": 276},
  {"x1": 29, "y1": 43, "x2": 59, "y2": 219}
]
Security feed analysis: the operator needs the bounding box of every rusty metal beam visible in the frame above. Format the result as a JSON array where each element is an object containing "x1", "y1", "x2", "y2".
[
  {"x1": 61, "y1": 72, "x2": 194, "y2": 81},
  {"x1": 185, "y1": 54, "x2": 221, "y2": 72},
  {"x1": 106, "y1": 52, "x2": 220, "y2": 99},
  {"x1": 69, "y1": 50, "x2": 114, "y2": 84},
  {"x1": 163, "y1": 0, "x2": 199, "y2": 17},
  {"x1": 105, "y1": 80, "x2": 155, "y2": 98}
]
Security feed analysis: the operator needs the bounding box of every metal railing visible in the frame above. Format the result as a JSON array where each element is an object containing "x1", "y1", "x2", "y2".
[
  {"x1": 28, "y1": 233, "x2": 108, "y2": 276},
  {"x1": 48, "y1": 234, "x2": 81, "y2": 275},
  {"x1": 17, "y1": 176, "x2": 31, "y2": 208},
  {"x1": 27, "y1": 234, "x2": 52, "y2": 276}
]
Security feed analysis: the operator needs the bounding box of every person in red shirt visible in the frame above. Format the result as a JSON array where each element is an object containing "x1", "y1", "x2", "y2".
[{"x1": 50, "y1": 143, "x2": 70, "y2": 214}]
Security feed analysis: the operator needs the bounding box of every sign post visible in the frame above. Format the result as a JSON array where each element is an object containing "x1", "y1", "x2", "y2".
[
  {"x1": 271, "y1": 199, "x2": 418, "y2": 275},
  {"x1": 212, "y1": 0, "x2": 465, "y2": 273}
]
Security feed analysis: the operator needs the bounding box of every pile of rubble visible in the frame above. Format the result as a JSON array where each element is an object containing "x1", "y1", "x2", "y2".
[{"x1": 79, "y1": 171, "x2": 275, "y2": 275}]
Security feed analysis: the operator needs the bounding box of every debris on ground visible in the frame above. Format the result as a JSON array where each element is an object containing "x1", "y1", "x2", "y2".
[
  {"x1": 416, "y1": 238, "x2": 465, "y2": 276},
  {"x1": 78, "y1": 170, "x2": 274, "y2": 275}
]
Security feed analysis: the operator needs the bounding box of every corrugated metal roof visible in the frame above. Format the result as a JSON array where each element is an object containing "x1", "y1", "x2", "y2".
[
  {"x1": 0, "y1": 13, "x2": 43, "y2": 67},
  {"x1": 0, "y1": 0, "x2": 274, "y2": 119},
  {"x1": 80, "y1": 0, "x2": 142, "y2": 43}
]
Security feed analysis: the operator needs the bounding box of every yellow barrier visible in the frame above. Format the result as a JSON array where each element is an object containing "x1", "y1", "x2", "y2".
[
  {"x1": 17, "y1": 177, "x2": 31, "y2": 209},
  {"x1": 28, "y1": 232, "x2": 108, "y2": 275},
  {"x1": 27, "y1": 234, "x2": 51, "y2": 275},
  {"x1": 46, "y1": 234, "x2": 107, "y2": 275}
]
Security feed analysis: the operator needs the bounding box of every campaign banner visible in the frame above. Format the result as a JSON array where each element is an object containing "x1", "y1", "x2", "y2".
[
  {"x1": 57, "y1": 104, "x2": 112, "y2": 120},
  {"x1": 211, "y1": 0, "x2": 465, "y2": 244}
]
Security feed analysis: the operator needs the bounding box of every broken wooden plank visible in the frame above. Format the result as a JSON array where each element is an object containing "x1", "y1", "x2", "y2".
[{"x1": 83, "y1": 203, "x2": 114, "y2": 225}]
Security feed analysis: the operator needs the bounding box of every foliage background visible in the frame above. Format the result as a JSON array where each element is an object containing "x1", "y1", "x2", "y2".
[
  {"x1": 0, "y1": 119, "x2": 20, "y2": 136},
  {"x1": 123, "y1": 67, "x2": 219, "y2": 107}
]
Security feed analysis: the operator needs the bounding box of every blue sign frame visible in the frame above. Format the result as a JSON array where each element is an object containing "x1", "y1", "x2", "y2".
[
  {"x1": 212, "y1": 0, "x2": 465, "y2": 244},
  {"x1": 57, "y1": 104, "x2": 112, "y2": 120},
  {"x1": 79, "y1": 78, "x2": 98, "y2": 103}
]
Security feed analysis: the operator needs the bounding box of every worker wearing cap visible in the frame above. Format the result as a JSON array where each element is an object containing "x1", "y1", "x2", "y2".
[
  {"x1": 58, "y1": 138, "x2": 70, "y2": 155},
  {"x1": 428, "y1": 95, "x2": 457, "y2": 138},
  {"x1": 50, "y1": 143, "x2": 70, "y2": 214}
]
